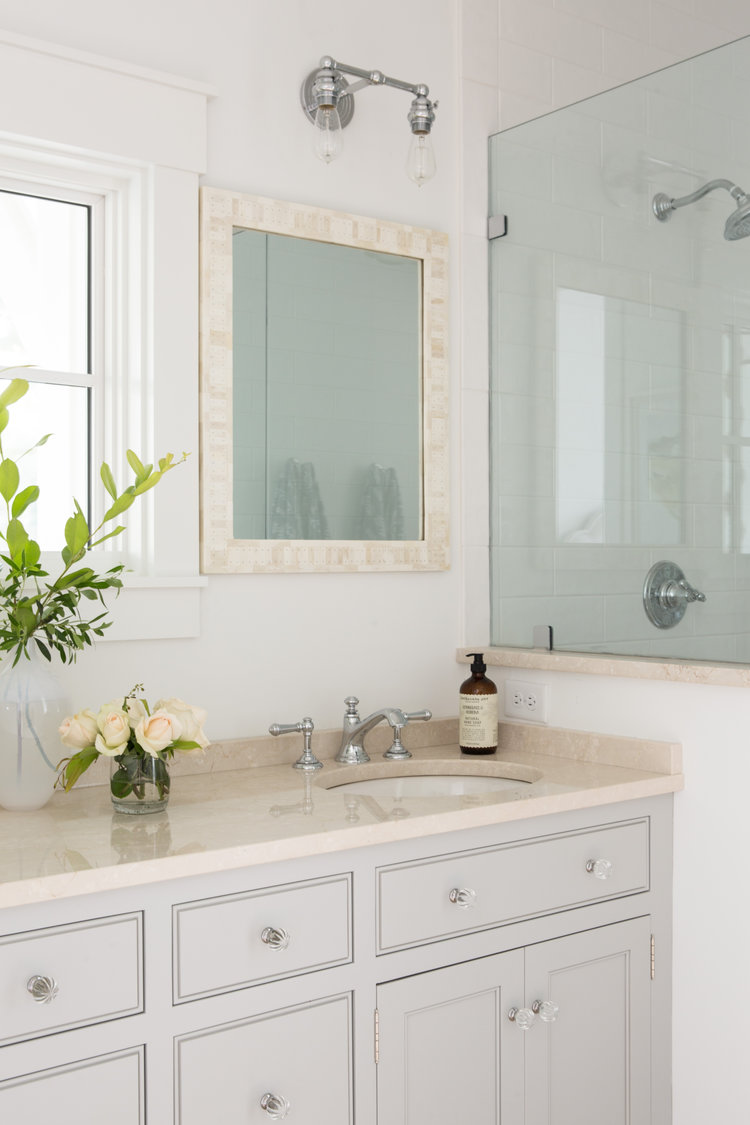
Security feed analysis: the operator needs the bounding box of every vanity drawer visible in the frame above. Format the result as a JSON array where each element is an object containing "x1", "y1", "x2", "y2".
[
  {"x1": 176, "y1": 994, "x2": 352, "y2": 1124},
  {"x1": 0, "y1": 913, "x2": 143, "y2": 1046},
  {"x1": 377, "y1": 819, "x2": 649, "y2": 952},
  {"x1": 0, "y1": 1047, "x2": 144, "y2": 1123},
  {"x1": 173, "y1": 873, "x2": 352, "y2": 1002}
]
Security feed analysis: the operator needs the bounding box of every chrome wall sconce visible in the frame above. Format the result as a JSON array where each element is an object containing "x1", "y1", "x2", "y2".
[{"x1": 300, "y1": 56, "x2": 438, "y2": 186}]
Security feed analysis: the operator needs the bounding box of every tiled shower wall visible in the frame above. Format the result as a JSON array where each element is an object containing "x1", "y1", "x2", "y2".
[
  {"x1": 457, "y1": 0, "x2": 750, "y2": 649},
  {"x1": 490, "y1": 36, "x2": 750, "y2": 660}
]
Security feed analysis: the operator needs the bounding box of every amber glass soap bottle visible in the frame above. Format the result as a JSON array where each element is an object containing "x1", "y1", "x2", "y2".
[{"x1": 459, "y1": 652, "x2": 498, "y2": 755}]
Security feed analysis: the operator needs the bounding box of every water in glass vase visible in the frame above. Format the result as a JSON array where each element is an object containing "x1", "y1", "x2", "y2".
[{"x1": 110, "y1": 753, "x2": 171, "y2": 814}]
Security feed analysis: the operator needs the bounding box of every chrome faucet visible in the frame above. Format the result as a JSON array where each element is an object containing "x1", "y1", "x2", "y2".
[{"x1": 335, "y1": 696, "x2": 431, "y2": 765}]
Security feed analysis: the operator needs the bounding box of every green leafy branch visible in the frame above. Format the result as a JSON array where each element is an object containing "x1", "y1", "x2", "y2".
[{"x1": 0, "y1": 376, "x2": 188, "y2": 666}]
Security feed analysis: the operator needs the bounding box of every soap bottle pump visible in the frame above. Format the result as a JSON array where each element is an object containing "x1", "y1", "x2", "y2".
[{"x1": 459, "y1": 652, "x2": 498, "y2": 756}]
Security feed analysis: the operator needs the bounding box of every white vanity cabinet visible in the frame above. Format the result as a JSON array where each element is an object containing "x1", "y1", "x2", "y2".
[
  {"x1": 377, "y1": 917, "x2": 652, "y2": 1125},
  {"x1": 0, "y1": 794, "x2": 673, "y2": 1124}
]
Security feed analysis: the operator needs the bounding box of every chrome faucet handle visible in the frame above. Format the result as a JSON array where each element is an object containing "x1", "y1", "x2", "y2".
[
  {"x1": 382, "y1": 709, "x2": 432, "y2": 760},
  {"x1": 268, "y1": 716, "x2": 323, "y2": 772},
  {"x1": 343, "y1": 696, "x2": 361, "y2": 719},
  {"x1": 384, "y1": 725, "x2": 410, "y2": 760}
]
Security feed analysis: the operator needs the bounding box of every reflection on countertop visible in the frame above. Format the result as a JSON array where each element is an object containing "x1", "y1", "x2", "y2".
[{"x1": 0, "y1": 720, "x2": 683, "y2": 909}]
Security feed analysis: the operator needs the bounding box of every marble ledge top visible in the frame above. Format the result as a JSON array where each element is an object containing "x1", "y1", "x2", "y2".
[
  {"x1": 0, "y1": 719, "x2": 684, "y2": 910},
  {"x1": 459, "y1": 646, "x2": 750, "y2": 687}
]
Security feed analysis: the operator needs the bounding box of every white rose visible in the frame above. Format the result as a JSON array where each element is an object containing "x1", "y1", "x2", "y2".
[
  {"x1": 96, "y1": 703, "x2": 132, "y2": 752},
  {"x1": 155, "y1": 697, "x2": 210, "y2": 750},
  {"x1": 124, "y1": 696, "x2": 147, "y2": 726},
  {"x1": 59, "y1": 710, "x2": 98, "y2": 750},
  {"x1": 135, "y1": 710, "x2": 182, "y2": 756}
]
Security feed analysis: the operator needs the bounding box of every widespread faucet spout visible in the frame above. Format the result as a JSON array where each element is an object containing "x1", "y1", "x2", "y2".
[{"x1": 335, "y1": 697, "x2": 431, "y2": 764}]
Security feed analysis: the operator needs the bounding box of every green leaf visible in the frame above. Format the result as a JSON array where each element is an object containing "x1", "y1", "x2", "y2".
[
  {"x1": 64, "y1": 506, "x2": 90, "y2": 559},
  {"x1": 0, "y1": 378, "x2": 28, "y2": 408},
  {"x1": 171, "y1": 739, "x2": 201, "y2": 751},
  {"x1": 6, "y1": 518, "x2": 28, "y2": 561},
  {"x1": 100, "y1": 461, "x2": 117, "y2": 499},
  {"x1": 12, "y1": 485, "x2": 39, "y2": 518},
  {"x1": 88, "y1": 525, "x2": 126, "y2": 549},
  {"x1": 58, "y1": 746, "x2": 99, "y2": 792},
  {"x1": 0, "y1": 458, "x2": 19, "y2": 502},
  {"x1": 24, "y1": 538, "x2": 40, "y2": 566},
  {"x1": 109, "y1": 767, "x2": 133, "y2": 799},
  {"x1": 126, "y1": 450, "x2": 148, "y2": 482},
  {"x1": 102, "y1": 488, "x2": 136, "y2": 522},
  {"x1": 133, "y1": 470, "x2": 162, "y2": 496},
  {"x1": 0, "y1": 407, "x2": 8, "y2": 434}
]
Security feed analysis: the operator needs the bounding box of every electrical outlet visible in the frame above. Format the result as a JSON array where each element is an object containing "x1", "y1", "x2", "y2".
[{"x1": 504, "y1": 679, "x2": 549, "y2": 724}]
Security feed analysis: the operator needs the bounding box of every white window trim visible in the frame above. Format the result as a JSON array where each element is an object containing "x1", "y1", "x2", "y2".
[{"x1": 0, "y1": 32, "x2": 214, "y2": 640}]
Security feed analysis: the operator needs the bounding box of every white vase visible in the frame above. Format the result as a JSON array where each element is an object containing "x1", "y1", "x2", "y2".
[{"x1": 0, "y1": 650, "x2": 70, "y2": 811}]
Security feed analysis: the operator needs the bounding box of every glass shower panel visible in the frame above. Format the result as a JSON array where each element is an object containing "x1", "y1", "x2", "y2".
[{"x1": 489, "y1": 34, "x2": 750, "y2": 663}]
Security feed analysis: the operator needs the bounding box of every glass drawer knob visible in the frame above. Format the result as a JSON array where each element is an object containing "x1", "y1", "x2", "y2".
[
  {"x1": 586, "y1": 858, "x2": 613, "y2": 880},
  {"x1": 449, "y1": 887, "x2": 477, "y2": 908},
  {"x1": 532, "y1": 999, "x2": 560, "y2": 1023},
  {"x1": 507, "y1": 1006, "x2": 536, "y2": 1030},
  {"x1": 261, "y1": 926, "x2": 290, "y2": 950},
  {"x1": 26, "y1": 974, "x2": 59, "y2": 1004},
  {"x1": 260, "y1": 1092, "x2": 291, "y2": 1118}
]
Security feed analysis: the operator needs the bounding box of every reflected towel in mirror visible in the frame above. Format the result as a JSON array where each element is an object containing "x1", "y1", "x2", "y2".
[
  {"x1": 269, "y1": 458, "x2": 329, "y2": 539},
  {"x1": 361, "y1": 464, "x2": 404, "y2": 540}
]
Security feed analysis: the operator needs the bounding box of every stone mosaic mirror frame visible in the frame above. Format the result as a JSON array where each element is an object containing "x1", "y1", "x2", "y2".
[{"x1": 199, "y1": 187, "x2": 450, "y2": 573}]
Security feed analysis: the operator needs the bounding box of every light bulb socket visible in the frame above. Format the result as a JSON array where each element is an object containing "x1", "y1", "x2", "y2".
[
  {"x1": 408, "y1": 93, "x2": 436, "y2": 135},
  {"x1": 301, "y1": 67, "x2": 355, "y2": 128}
]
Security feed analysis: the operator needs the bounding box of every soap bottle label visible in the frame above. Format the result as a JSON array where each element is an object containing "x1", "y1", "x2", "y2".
[{"x1": 459, "y1": 694, "x2": 498, "y2": 749}]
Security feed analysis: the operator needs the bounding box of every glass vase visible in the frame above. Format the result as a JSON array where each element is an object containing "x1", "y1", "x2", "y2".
[
  {"x1": 110, "y1": 753, "x2": 170, "y2": 814},
  {"x1": 0, "y1": 649, "x2": 70, "y2": 811}
]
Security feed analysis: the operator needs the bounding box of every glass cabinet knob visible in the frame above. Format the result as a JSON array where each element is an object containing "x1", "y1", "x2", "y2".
[
  {"x1": 507, "y1": 1006, "x2": 536, "y2": 1030},
  {"x1": 586, "y1": 858, "x2": 613, "y2": 880},
  {"x1": 449, "y1": 887, "x2": 477, "y2": 908},
  {"x1": 260, "y1": 1092, "x2": 291, "y2": 1119},
  {"x1": 26, "y1": 974, "x2": 59, "y2": 1004},
  {"x1": 261, "y1": 926, "x2": 290, "y2": 950},
  {"x1": 532, "y1": 999, "x2": 560, "y2": 1023}
]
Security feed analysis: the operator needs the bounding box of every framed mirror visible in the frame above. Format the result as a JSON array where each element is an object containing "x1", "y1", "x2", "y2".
[{"x1": 199, "y1": 188, "x2": 449, "y2": 573}]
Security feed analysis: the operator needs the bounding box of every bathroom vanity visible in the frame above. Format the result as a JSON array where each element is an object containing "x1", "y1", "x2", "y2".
[{"x1": 0, "y1": 723, "x2": 681, "y2": 1123}]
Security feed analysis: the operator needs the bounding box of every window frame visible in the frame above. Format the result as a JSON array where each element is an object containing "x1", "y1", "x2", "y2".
[{"x1": 0, "y1": 31, "x2": 213, "y2": 640}]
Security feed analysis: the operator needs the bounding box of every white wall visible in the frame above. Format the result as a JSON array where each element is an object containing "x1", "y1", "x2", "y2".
[
  {"x1": 488, "y1": 3, "x2": 750, "y2": 1123},
  {"x1": 0, "y1": 0, "x2": 465, "y2": 736}
]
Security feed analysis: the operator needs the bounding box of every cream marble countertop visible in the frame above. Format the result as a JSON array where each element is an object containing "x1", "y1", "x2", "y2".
[{"x1": 0, "y1": 719, "x2": 683, "y2": 909}]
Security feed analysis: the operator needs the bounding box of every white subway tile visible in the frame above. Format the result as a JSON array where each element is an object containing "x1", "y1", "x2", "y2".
[
  {"x1": 498, "y1": 91, "x2": 554, "y2": 131},
  {"x1": 555, "y1": 0, "x2": 651, "y2": 40},
  {"x1": 500, "y1": 1, "x2": 603, "y2": 70},
  {"x1": 601, "y1": 30, "x2": 678, "y2": 83},
  {"x1": 651, "y1": 2, "x2": 737, "y2": 58},
  {"x1": 552, "y1": 60, "x2": 613, "y2": 109},
  {"x1": 494, "y1": 341, "x2": 555, "y2": 398},
  {"x1": 499, "y1": 40, "x2": 554, "y2": 102},
  {"x1": 498, "y1": 443, "x2": 555, "y2": 496},
  {"x1": 460, "y1": 0, "x2": 498, "y2": 86},
  {"x1": 494, "y1": 546, "x2": 556, "y2": 595}
]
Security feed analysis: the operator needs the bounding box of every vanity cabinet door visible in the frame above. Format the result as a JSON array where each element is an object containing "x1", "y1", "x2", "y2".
[
  {"x1": 175, "y1": 993, "x2": 352, "y2": 1124},
  {"x1": 524, "y1": 917, "x2": 652, "y2": 1125},
  {"x1": 376, "y1": 950, "x2": 525, "y2": 1125}
]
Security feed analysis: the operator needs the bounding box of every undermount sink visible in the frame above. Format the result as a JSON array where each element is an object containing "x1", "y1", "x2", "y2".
[{"x1": 317, "y1": 759, "x2": 542, "y2": 798}]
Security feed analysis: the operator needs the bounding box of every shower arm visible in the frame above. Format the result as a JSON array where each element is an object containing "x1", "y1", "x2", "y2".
[{"x1": 653, "y1": 178, "x2": 748, "y2": 220}]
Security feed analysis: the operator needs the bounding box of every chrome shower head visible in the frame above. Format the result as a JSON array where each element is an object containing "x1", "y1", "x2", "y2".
[
  {"x1": 724, "y1": 195, "x2": 750, "y2": 240},
  {"x1": 653, "y1": 177, "x2": 750, "y2": 241}
]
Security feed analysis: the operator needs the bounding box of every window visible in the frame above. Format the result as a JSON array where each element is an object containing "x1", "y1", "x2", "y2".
[
  {"x1": 0, "y1": 30, "x2": 212, "y2": 638},
  {"x1": 0, "y1": 183, "x2": 98, "y2": 550}
]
